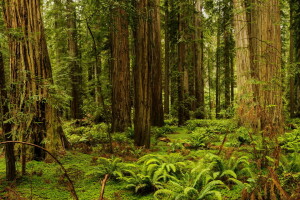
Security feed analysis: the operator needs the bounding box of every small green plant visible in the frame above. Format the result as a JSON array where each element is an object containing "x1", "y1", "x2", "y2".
[
  {"x1": 279, "y1": 129, "x2": 300, "y2": 152},
  {"x1": 137, "y1": 154, "x2": 187, "y2": 181},
  {"x1": 86, "y1": 157, "x2": 128, "y2": 180},
  {"x1": 168, "y1": 140, "x2": 185, "y2": 152},
  {"x1": 187, "y1": 128, "x2": 214, "y2": 149},
  {"x1": 154, "y1": 166, "x2": 226, "y2": 200},
  {"x1": 152, "y1": 125, "x2": 175, "y2": 139},
  {"x1": 204, "y1": 154, "x2": 253, "y2": 186}
]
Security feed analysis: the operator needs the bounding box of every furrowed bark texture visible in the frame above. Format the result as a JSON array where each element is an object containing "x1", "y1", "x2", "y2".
[
  {"x1": 111, "y1": 1, "x2": 131, "y2": 133},
  {"x1": 3, "y1": 0, "x2": 66, "y2": 161}
]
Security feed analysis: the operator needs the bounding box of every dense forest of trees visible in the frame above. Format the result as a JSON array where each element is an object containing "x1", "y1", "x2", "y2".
[{"x1": 0, "y1": 0, "x2": 300, "y2": 199}]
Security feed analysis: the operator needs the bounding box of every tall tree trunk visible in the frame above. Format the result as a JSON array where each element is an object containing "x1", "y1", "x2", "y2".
[
  {"x1": 230, "y1": 49, "x2": 235, "y2": 105},
  {"x1": 0, "y1": 51, "x2": 16, "y2": 181},
  {"x1": 289, "y1": 0, "x2": 300, "y2": 118},
  {"x1": 3, "y1": 0, "x2": 66, "y2": 161},
  {"x1": 233, "y1": 0, "x2": 253, "y2": 127},
  {"x1": 224, "y1": 31, "x2": 231, "y2": 111},
  {"x1": 67, "y1": 0, "x2": 83, "y2": 119},
  {"x1": 289, "y1": 1, "x2": 295, "y2": 118},
  {"x1": 134, "y1": 0, "x2": 151, "y2": 148},
  {"x1": 149, "y1": 0, "x2": 164, "y2": 127},
  {"x1": 178, "y1": 3, "x2": 190, "y2": 126},
  {"x1": 111, "y1": 1, "x2": 131, "y2": 133},
  {"x1": 169, "y1": 0, "x2": 178, "y2": 116},
  {"x1": 164, "y1": 0, "x2": 170, "y2": 115},
  {"x1": 248, "y1": 0, "x2": 283, "y2": 134},
  {"x1": 194, "y1": 0, "x2": 205, "y2": 119},
  {"x1": 215, "y1": 7, "x2": 221, "y2": 119}
]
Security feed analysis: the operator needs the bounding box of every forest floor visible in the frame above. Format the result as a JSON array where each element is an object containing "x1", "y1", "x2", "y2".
[{"x1": 0, "y1": 118, "x2": 299, "y2": 199}]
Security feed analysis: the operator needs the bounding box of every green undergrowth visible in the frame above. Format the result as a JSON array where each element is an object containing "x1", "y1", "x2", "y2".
[{"x1": 0, "y1": 119, "x2": 299, "y2": 199}]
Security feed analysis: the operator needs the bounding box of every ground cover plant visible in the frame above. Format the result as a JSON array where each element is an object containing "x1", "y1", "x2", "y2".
[{"x1": 1, "y1": 119, "x2": 299, "y2": 199}]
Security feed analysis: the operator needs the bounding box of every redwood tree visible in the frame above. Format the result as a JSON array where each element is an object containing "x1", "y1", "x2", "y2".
[
  {"x1": 111, "y1": 1, "x2": 131, "y2": 133},
  {"x1": 67, "y1": 0, "x2": 83, "y2": 119},
  {"x1": 0, "y1": 50, "x2": 16, "y2": 181},
  {"x1": 149, "y1": 0, "x2": 164, "y2": 127},
  {"x1": 134, "y1": 0, "x2": 151, "y2": 148},
  {"x1": 194, "y1": 0, "x2": 205, "y2": 119},
  {"x1": 3, "y1": 0, "x2": 66, "y2": 161}
]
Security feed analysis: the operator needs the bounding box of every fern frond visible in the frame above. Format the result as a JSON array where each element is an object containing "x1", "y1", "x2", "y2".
[
  {"x1": 154, "y1": 189, "x2": 174, "y2": 200},
  {"x1": 220, "y1": 169, "x2": 237, "y2": 179}
]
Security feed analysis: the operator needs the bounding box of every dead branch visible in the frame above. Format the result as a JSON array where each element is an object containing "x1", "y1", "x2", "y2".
[{"x1": 99, "y1": 174, "x2": 109, "y2": 200}]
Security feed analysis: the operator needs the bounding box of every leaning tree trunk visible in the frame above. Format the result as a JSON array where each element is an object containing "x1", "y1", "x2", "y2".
[
  {"x1": 111, "y1": 0, "x2": 131, "y2": 133},
  {"x1": 3, "y1": 0, "x2": 67, "y2": 161},
  {"x1": 149, "y1": 0, "x2": 164, "y2": 127},
  {"x1": 134, "y1": 0, "x2": 151, "y2": 148},
  {"x1": 67, "y1": 0, "x2": 83, "y2": 119},
  {"x1": 0, "y1": 50, "x2": 16, "y2": 181}
]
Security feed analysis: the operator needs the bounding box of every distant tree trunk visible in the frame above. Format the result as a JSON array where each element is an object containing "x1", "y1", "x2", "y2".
[
  {"x1": 194, "y1": 0, "x2": 205, "y2": 119},
  {"x1": 224, "y1": 30, "x2": 230, "y2": 112},
  {"x1": 149, "y1": 0, "x2": 164, "y2": 127},
  {"x1": 289, "y1": 1, "x2": 295, "y2": 118},
  {"x1": 289, "y1": 0, "x2": 300, "y2": 118},
  {"x1": 0, "y1": 51, "x2": 16, "y2": 181},
  {"x1": 164, "y1": 0, "x2": 170, "y2": 115},
  {"x1": 3, "y1": 0, "x2": 67, "y2": 161},
  {"x1": 169, "y1": 0, "x2": 178, "y2": 115},
  {"x1": 67, "y1": 0, "x2": 83, "y2": 119},
  {"x1": 208, "y1": 49, "x2": 212, "y2": 118},
  {"x1": 215, "y1": 8, "x2": 221, "y2": 119},
  {"x1": 178, "y1": 3, "x2": 190, "y2": 126},
  {"x1": 230, "y1": 50, "x2": 235, "y2": 105},
  {"x1": 111, "y1": 1, "x2": 131, "y2": 133},
  {"x1": 223, "y1": 0, "x2": 234, "y2": 113},
  {"x1": 134, "y1": 0, "x2": 151, "y2": 148}
]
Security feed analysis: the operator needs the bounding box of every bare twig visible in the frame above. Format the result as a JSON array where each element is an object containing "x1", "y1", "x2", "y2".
[
  {"x1": 217, "y1": 130, "x2": 229, "y2": 155},
  {"x1": 0, "y1": 141, "x2": 78, "y2": 200},
  {"x1": 99, "y1": 174, "x2": 109, "y2": 200}
]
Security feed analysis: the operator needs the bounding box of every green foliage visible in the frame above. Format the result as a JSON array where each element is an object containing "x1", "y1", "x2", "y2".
[
  {"x1": 86, "y1": 157, "x2": 129, "y2": 180},
  {"x1": 154, "y1": 166, "x2": 225, "y2": 200},
  {"x1": 168, "y1": 140, "x2": 185, "y2": 152},
  {"x1": 279, "y1": 129, "x2": 300, "y2": 152},
  {"x1": 186, "y1": 128, "x2": 216, "y2": 149},
  {"x1": 235, "y1": 126, "x2": 252, "y2": 146},
  {"x1": 203, "y1": 154, "x2": 253, "y2": 186},
  {"x1": 152, "y1": 125, "x2": 176, "y2": 139},
  {"x1": 64, "y1": 122, "x2": 109, "y2": 145}
]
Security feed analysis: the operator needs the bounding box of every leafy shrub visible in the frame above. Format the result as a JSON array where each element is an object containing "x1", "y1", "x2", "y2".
[
  {"x1": 125, "y1": 127, "x2": 135, "y2": 139},
  {"x1": 203, "y1": 154, "x2": 253, "y2": 185},
  {"x1": 86, "y1": 157, "x2": 129, "y2": 181},
  {"x1": 154, "y1": 165, "x2": 226, "y2": 200},
  {"x1": 279, "y1": 129, "x2": 300, "y2": 152},
  {"x1": 235, "y1": 127, "x2": 252, "y2": 146},
  {"x1": 65, "y1": 122, "x2": 109, "y2": 146},
  {"x1": 119, "y1": 154, "x2": 189, "y2": 195},
  {"x1": 186, "y1": 128, "x2": 216, "y2": 149},
  {"x1": 164, "y1": 118, "x2": 178, "y2": 126},
  {"x1": 152, "y1": 125, "x2": 175, "y2": 139}
]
